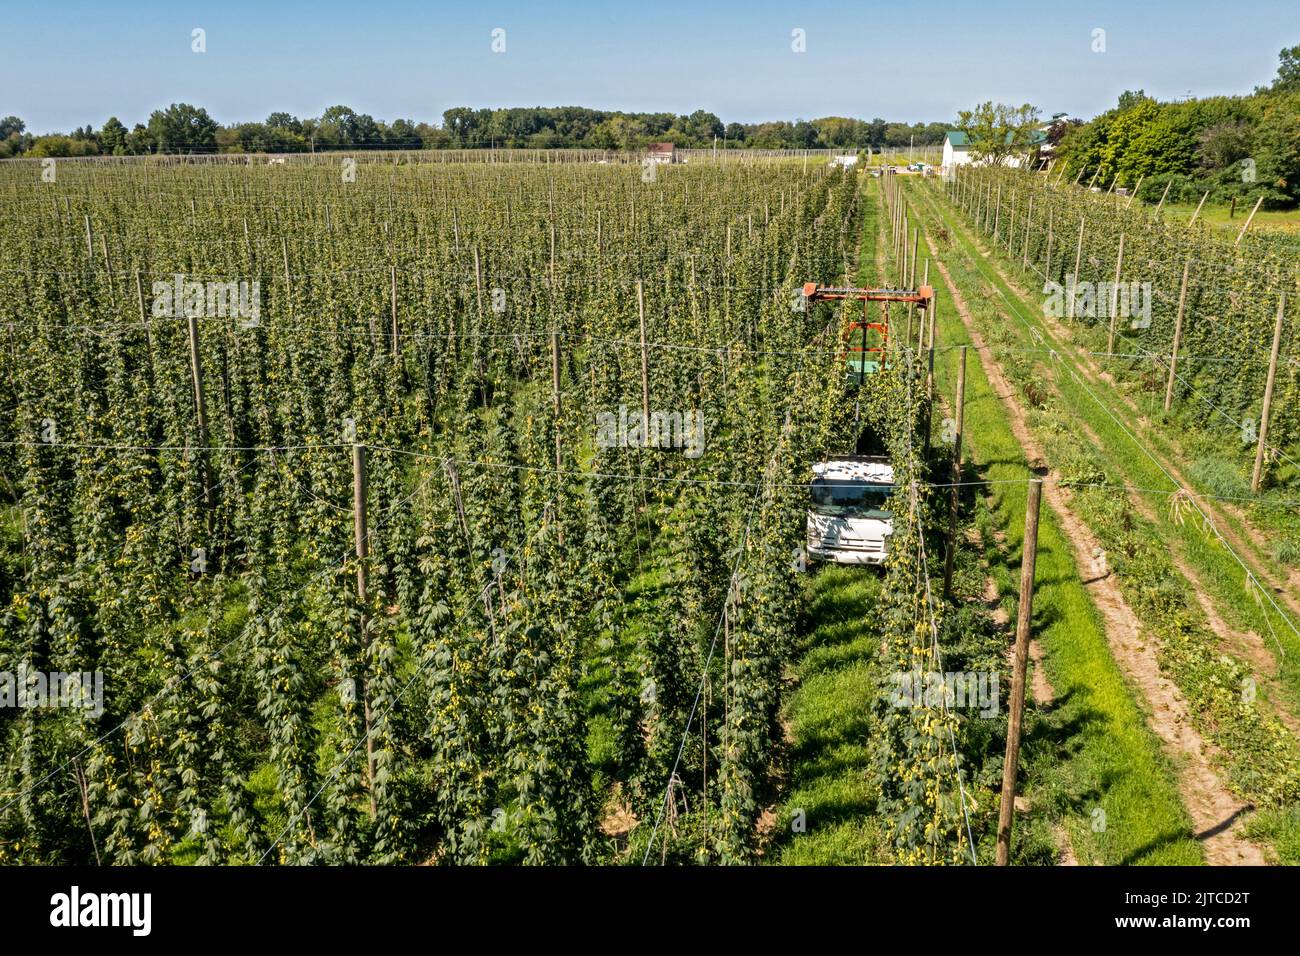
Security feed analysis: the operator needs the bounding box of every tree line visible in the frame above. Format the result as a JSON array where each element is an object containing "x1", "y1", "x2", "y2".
[
  {"x1": 1053, "y1": 45, "x2": 1300, "y2": 208},
  {"x1": 0, "y1": 105, "x2": 951, "y2": 159}
]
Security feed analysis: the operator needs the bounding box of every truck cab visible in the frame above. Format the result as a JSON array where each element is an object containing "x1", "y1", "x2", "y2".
[{"x1": 806, "y1": 456, "x2": 895, "y2": 565}]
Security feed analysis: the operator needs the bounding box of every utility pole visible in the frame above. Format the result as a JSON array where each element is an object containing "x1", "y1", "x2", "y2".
[{"x1": 996, "y1": 478, "x2": 1042, "y2": 866}]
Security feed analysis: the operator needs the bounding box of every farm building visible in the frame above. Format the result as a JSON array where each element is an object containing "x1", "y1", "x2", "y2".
[
  {"x1": 941, "y1": 128, "x2": 1047, "y2": 170},
  {"x1": 645, "y1": 142, "x2": 678, "y2": 164}
]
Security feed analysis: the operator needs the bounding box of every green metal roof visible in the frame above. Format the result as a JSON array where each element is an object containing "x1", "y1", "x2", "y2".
[{"x1": 945, "y1": 129, "x2": 1047, "y2": 148}]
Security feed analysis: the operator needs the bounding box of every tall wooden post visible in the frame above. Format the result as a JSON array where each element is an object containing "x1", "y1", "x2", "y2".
[
  {"x1": 281, "y1": 237, "x2": 292, "y2": 316},
  {"x1": 927, "y1": 287, "x2": 938, "y2": 404},
  {"x1": 992, "y1": 184, "x2": 1001, "y2": 243},
  {"x1": 638, "y1": 280, "x2": 651, "y2": 434},
  {"x1": 187, "y1": 310, "x2": 211, "y2": 512},
  {"x1": 942, "y1": 346, "x2": 968, "y2": 599},
  {"x1": 1007, "y1": 192, "x2": 1016, "y2": 253},
  {"x1": 1154, "y1": 179, "x2": 1173, "y2": 213},
  {"x1": 1022, "y1": 196, "x2": 1032, "y2": 271},
  {"x1": 1125, "y1": 174, "x2": 1144, "y2": 208},
  {"x1": 996, "y1": 478, "x2": 1042, "y2": 866},
  {"x1": 1043, "y1": 209, "x2": 1055, "y2": 279},
  {"x1": 389, "y1": 265, "x2": 399, "y2": 357},
  {"x1": 473, "y1": 247, "x2": 484, "y2": 320},
  {"x1": 552, "y1": 331, "x2": 563, "y2": 479},
  {"x1": 1252, "y1": 293, "x2": 1287, "y2": 492},
  {"x1": 1188, "y1": 190, "x2": 1210, "y2": 226},
  {"x1": 1164, "y1": 260, "x2": 1191, "y2": 412},
  {"x1": 134, "y1": 269, "x2": 152, "y2": 350},
  {"x1": 1235, "y1": 195, "x2": 1265, "y2": 247},
  {"x1": 1106, "y1": 233, "x2": 1125, "y2": 352},
  {"x1": 1068, "y1": 218, "x2": 1085, "y2": 320},
  {"x1": 352, "y1": 442, "x2": 377, "y2": 816}
]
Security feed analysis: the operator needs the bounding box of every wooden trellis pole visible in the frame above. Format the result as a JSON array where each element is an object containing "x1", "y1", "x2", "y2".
[
  {"x1": 552, "y1": 331, "x2": 563, "y2": 479},
  {"x1": 1045, "y1": 209, "x2": 1054, "y2": 279},
  {"x1": 1125, "y1": 174, "x2": 1144, "y2": 208},
  {"x1": 1188, "y1": 190, "x2": 1210, "y2": 226},
  {"x1": 996, "y1": 478, "x2": 1043, "y2": 866},
  {"x1": 1154, "y1": 179, "x2": 1173, "y2": 213},
  {"x1": 638, "y1": 279, "x2": 651, "y2": 434},
  {"x1": 1252, "y1": 293, "x2": 1287, "y2": 492},
  {"x1": 352, "y1": 442, "x2": 377, "y2": 816},
  {"x1": 942, "y1": 345, "x2": 967, "y2": 599},
  {"x1": 1235, "y1": 195, "x2": 1265, "y2": 247},
  {"x1": 281, "y1": 237, "x2": 292, "y2": 316},
  {"x1": 187, "y1": 308, "x2": 212, "y2": 515},
  {"x1": 1068, "y1": 218, "x2": 1085, "y2": 320},
  {"x1": 1106, "y1": 233, "x2": 1125, "y2": 353},
  {"x1": 1164, "y1": 260, "x2": 1191, "y2": 412},
  {"x1": 389, "y1": 265, "x2": 399, "y2": 356},
  {"x1": 1022, "y1": 196, "x2": 1033, "y2": 271}
]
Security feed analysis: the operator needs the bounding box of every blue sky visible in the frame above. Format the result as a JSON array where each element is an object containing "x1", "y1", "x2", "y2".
[{"x1": 2, "y1": 0, "x2": 1295, "y2": 133}]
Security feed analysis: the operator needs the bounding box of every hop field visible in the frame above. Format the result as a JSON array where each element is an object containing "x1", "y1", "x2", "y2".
[{"x1": 0, "y1": 157, "x2": 886, "y2": 864}]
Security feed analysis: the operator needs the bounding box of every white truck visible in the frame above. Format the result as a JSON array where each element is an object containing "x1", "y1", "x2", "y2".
[{"x1": 806, "y1": 456, "x2": 895, "y2": 565}]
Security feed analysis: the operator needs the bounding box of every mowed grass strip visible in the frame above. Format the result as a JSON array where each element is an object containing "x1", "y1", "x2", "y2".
[{"x1": 772, "y1": 565, "x2": 887, "y2": 864}]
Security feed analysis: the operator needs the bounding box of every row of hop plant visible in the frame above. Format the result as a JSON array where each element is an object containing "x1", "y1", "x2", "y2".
[{"x1": 944, "y1": 166, "x2": 1298, "y2": 488}]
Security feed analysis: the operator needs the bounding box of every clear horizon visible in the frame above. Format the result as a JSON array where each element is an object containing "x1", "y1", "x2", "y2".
[{"x1": 2, "y1": 0, "x2": 1295, "y2": 135}]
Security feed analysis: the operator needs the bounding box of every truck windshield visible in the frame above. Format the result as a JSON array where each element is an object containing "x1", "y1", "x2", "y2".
[{"x1": 809, "y1": 478, "x2": 893, "y2": 519}]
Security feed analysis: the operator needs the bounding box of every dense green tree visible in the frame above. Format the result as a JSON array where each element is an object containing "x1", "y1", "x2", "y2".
[
  {"x1": 146, "y1": 103, "x2": 218, "y2": 153},
  {"x1": 98, "y1": 117, "x2": 128, "y2": 155},
  {"x1": 1259, "y1": 44, "x2": 1300, "y2": 93},
  {"x1": 955, "y1": 101, "x2": 1042, "y2": 166}
]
